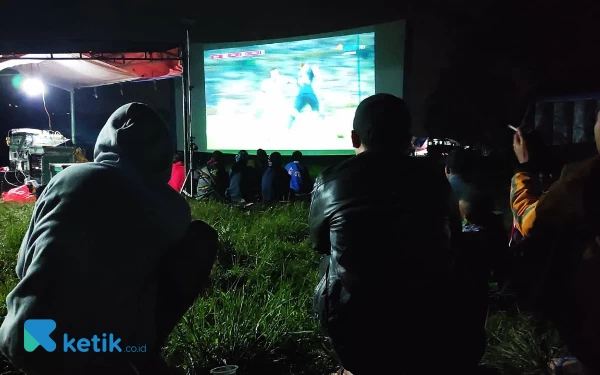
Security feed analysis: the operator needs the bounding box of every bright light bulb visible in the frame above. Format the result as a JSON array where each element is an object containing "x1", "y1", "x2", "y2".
[{"x1": 22, "y1": 78, "x2": 45, "y2": 97}]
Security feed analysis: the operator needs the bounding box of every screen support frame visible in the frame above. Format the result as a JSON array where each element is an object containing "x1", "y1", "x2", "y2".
[{"x1": 181, "y1": 25, "x2": 194, "y2": 194}]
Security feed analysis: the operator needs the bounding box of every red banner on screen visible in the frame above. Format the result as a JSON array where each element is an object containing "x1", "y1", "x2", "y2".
[{"x1": 210, "y1": 50, "x2": 265, "y2": 60}]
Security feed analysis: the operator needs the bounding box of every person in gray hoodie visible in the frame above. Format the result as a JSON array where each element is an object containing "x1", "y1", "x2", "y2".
[{"x1": 0, "y1": 103, "x2": 217, "y2": 375}]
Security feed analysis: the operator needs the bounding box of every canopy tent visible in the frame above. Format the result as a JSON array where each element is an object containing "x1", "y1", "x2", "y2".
[
  {"x1": 0, "y1": 49, "x2": 182, "y2": 91},
  {"x1": 0, "y1": 43, "x2": 193, "y2": 192}
]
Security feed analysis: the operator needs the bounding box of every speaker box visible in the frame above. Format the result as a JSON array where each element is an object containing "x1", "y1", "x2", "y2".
[{"x1": 40, "y1": 147, "x2": 76, "y2": 184}]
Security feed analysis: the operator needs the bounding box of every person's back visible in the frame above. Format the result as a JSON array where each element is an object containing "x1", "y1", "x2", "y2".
[
  {"x1": 227, "y1": 151, "x2": 254, "y2": 203},
  {"x1": 196, "y1": 151, "x2": 229, "y2": 200},
  {"x1": 310, "y1": 94, "x2": 463, "y2": 374},
  {"x1": 446, "y1": 148, "x2": 476, "y2": 202},
  {"x1": 314, "y1": 153, "x2": 457, "y2": 283},
  {"x1": 262, "y1": 152, "x2": 290, "y2": 202},
  {"x1": 285, "y1": 151, "x2": 312, "y2": 195},
  {"x1": 214, "y1": 167, "x2": 229, "y2": 197},
  {"x1": 456, "y1": 191, "x2": 509, "y2": 365},
  {"x1": 514, "y1": 154, "x2": 600, "y2": 373},
  {"x1": 0, "y1": 103, "x2": 192, "y2": 374},
  {"x1": 509, "y1": 115, "x2": 600, "y2": 373},
  {"x1": 228, "y1": 163, "x2": 249, "y2": 203},
  {"x1": 255, "y1": 148, "x2": 269, "y2": 176}
]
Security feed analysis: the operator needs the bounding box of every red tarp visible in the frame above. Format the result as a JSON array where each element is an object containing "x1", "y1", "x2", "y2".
[
  {"x1": 0, "y1": 49, "x2": 182, "y2": 90},
  {"x1": 2, "y1": 185, "x2": 36, "y2": 204}
]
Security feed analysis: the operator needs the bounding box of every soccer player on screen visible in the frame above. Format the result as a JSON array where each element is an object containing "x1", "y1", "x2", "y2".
[
  {"x1": 288, "y1": 63, "x2": 322, "y2": 129},
  {"x1": 256, "y1": 68, "x2": 295, "y2": 121},
  {"x1": 261, "y1": 68, "x2": 295, "y2": 95}
]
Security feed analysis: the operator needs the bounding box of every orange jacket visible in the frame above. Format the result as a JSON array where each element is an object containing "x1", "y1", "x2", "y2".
[
  {"x1": 511, "y1": 156, "x2": 600, "y2": 368},
  {"x1": 510, "y1": 170, "x2": 540, "y2": 237},
  {"x1": 510, "y1": 155, "x2": 600, "y2": 238}
]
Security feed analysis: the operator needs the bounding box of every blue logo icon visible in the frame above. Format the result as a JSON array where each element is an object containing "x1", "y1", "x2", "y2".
[
  {"x1": 24, "y1": 319, "x2": 56, "y2": 352},
  {"x1": 23, "y1": 319, "x2": 145, "y2": 353}
]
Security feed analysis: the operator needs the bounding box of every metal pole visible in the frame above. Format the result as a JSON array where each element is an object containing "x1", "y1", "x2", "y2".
[
  {"x1": 181, "y1": 64, "x2": 189, "y2": 174},
  {"x1": 181, "y1": 28, "x2": 193, "y2": 195},
  {"x1": 356, "y1": 34, "x2": 361, "y2": 103},
  {"x1": 70, "y1": 90, "x2": 76, "y2": 145}
]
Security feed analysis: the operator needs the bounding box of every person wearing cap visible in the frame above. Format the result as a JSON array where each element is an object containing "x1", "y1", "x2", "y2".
[{"x1": 310, "y1": 94, "x2": 465, "y2": 374}]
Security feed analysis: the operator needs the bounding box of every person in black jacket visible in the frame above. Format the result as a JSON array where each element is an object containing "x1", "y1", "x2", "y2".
[
  {"x1": 226, "y1": 150, "x2": 254, "y2": 203},
  {"x1": 207, "y1": 150, "x2": 229, "y2": 199},
  {"x1": 261, "y1": 152, "x2": 290, "y2": 203},
  {"x1": 256, "y1": 148, "x2": 269, "y2": 176},
  {"x1": 310, "y1": 94, "x2": 465, "y2": 374},
  {"x1": 456, "y1": 188, "x2": 509, "y2": 366}
]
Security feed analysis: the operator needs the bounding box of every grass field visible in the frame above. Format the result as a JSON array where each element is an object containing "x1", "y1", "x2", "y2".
[{"x1": 0, "y1": 200, "x2": 561, "y2": 374}]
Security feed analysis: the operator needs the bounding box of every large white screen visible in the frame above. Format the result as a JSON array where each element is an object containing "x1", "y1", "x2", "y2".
[{"x1": 203, "y1": 32, "x2": 375, "y2": 152}]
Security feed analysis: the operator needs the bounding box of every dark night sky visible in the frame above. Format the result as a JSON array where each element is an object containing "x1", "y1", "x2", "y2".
[
  {"x1": 2, "y1": 0, "x2": 600, "y2": 165},
  {"x1": 0, "y1": 78, "x2": 176, "y2": 166}
]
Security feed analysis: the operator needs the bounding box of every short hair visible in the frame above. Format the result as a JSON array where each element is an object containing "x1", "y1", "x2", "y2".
[
  {"x1": 292, "y1": 150, "x2": 302, "y2": 161},
  {"x1": 269, "y1": 152, "x2": 282, "y2": 166},
  {"x1": 257, "y1": 148, "x2": 267, "y2": 158},
  {"x1": 352, "y1": 94, "x2": 411, "y2": 150},
  {"x1": 270, "y1": 67, "x2": 279, "y2": 72},
  {"x1": 173, "y1": 152, "x2": 183, "y2": 164},
  {"x1": 446, "y1": 149, "x2": 468, "y2": 175},
  {"x1": 212, "y1": 150, "x2": 224, "y2": 163}
]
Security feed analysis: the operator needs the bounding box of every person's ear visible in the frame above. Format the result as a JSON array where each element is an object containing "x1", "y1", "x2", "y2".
[
  {"x1": 351, "y1": 130, "x2": 361, "y2": 149},
  {"x1": 445, "y1": 166, "x2": 450, "y2": 175}
]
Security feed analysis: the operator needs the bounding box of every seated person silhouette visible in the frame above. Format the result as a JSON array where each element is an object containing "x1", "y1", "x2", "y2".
[
  {"x1": 285, "y1": 150, "x2": 313, "y2": 198},
  {"x1": 226, "y1": 150, "x2": 255, "y2": 203},
  {"x1": 198, "y1": 150, "x2": 229, "y2": 200},
  {"x1": 168, "y1": 152, "x2": 186, "y2": 192},
  {"x1": 262, "y1": 152, "x2": 291, "y2": 203},
  {"x1": 455, "y1": 188, "x2": 508, "y2": 366},
  {"x1": 255, "y1": 148, "x2": 269, "y2": 176},
  {"x1": 0, "y1": 103, "x2": 218, "y2": 375},
  {"x1": 310, "y1": 94, "x2": 467, "y2": 374}
]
